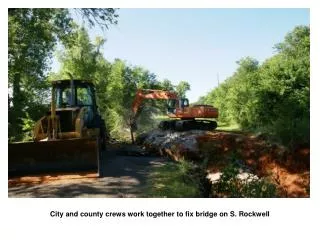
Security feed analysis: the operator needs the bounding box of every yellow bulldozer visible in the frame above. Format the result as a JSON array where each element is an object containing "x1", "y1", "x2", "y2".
[{"x1": 8, "y1": 79, "x2": 107, "y2": 177}]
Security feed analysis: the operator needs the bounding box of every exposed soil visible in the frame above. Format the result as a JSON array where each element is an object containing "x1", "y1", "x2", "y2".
[
  {"x1": 139, "y1": 130, "x2": 310, "y2": 197},
  {"x1": 8, "y1": 130, "x2": 310, "y2": 198}
]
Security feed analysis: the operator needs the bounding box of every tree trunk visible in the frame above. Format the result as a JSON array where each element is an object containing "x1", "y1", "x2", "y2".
[
  {"x1": 10, "y1": 72, "x2": 24, "y2": 140},
  {"x1": 130, "y1": 126, "x2": 135, "y2": 144}
]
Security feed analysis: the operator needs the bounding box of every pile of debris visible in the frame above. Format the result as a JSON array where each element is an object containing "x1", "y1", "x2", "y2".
[
  {"x1": 137, "y1": 129, "x2": 310, "y2": 197},
  {"x1": 137, "y1": 130, "x2": 204, "y2": 160}
]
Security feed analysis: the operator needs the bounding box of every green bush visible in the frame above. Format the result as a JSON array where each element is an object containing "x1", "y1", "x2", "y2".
[
  {"x1": 211, "y1": 161, "x2": 277, "y2": 198},
  {"x1": 201, "y1": 26, "x2": 310, "y2": 147}
]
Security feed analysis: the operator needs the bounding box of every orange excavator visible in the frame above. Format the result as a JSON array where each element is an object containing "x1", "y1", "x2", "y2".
[{"x1": 130, "y1": 89, "x2": 219, "y2": 135}]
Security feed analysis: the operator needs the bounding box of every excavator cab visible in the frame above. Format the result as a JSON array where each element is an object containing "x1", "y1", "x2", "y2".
[
  {"x1": 180, "y1": 98, "x2": 189, "y2": 108},
  {"x1": 130, "y1": 88, "x2": 218, "y2": 135},
  {"x1": 167, "y1": 98, "x2": 189, "y2": 114},
  {"x1": 167, "y1": 99, "x2": 177, "y2": 114}
]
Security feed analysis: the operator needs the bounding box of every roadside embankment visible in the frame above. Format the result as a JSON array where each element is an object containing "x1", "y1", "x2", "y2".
[{"x1": 138, "y1": 130, "x2": 310, "y2": 197}]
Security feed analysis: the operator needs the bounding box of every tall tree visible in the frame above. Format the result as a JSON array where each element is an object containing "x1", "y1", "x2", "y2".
[
  {"x1": 54, "y1": 26, "x2": 105, "y2": 79},
  {"x1": 8, "y1": 9, "x2": 71, "y2": 140},
  {"x1": 202, "y1": 25, "x2": 309, "y2": 146},
  {"x1": 161, "y1": 79, "x2": 175, "y2": 91},
  {"x1": 176, "y1": 81, "x2": 191, "y2": 98},
  {"x1": 257, "y1": 25, "x2": 310, "y2": 146},
  {"x1": 8, "y1": 8, "x2": 118, "y2": 141}
]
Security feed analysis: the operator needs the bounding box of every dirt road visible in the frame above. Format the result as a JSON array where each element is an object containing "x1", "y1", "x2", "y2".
[{"x1": 8, "y1": 145, "x2": 168, "y2": 198}]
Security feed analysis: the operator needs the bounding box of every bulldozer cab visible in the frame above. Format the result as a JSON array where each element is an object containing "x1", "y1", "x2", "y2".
[
  {"x1": 9, "y1": 80, "x2": 105, "y2": 176},
  {"x1": 53, "y1": 80, "x2": 98, "y2": 127},
  {"x1": 54, "y1": 80, "x2": 96, "y2": 108}
]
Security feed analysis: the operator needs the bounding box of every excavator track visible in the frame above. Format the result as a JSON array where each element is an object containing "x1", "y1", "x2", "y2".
[
  {"x1": 159, "y1": 119, "x2": 217, "y2": 131},
  {"x1": 129, "y1": 89, "x2": 219, "y2": 144}
]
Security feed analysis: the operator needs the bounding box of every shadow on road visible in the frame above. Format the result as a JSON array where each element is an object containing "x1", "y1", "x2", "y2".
[{"x1": 8, "y1": 145, "x2": 168, "y2": 198}]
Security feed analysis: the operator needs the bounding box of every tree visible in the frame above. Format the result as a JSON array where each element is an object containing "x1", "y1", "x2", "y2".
[
  {"x1": 54, "y1": 26, "x2": 106, "y2": 80},
  {"x1": 176, "y1": 81, "x2": 191, "y2": 98},
  {"x1": 256, "y1": 25, "x2": 310, "y2": 146},
  {"x1": 52, "y1": 25, "x2": 170, "y2": 140},
  {"x1": 8, "y1": 8, "x2": 118, "y2": 141},
  {"x1": 8, "y1": 9, "x2": 71, "y2": 140},
  {"x1": 74, "y1": 8, "x2": 118, "y2": 30},
  {"x1": 195, "y1": 95, "x2": 207, "y2": 104},
  {"x1": 202, "y1": 25, "x2": 309, "y2": 147},
  {"x1": 161, "y1": 79, "x2": 175, "y2": 91}
]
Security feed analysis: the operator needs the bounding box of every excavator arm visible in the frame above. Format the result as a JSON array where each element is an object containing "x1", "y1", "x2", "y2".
[
  {"x1": 130, "y1": 89, "x2": 178, "y2": 143},
  {"x1": 129, "y1": 88, "x2": 218, "y2": 143},
  {"x1": 131, "y1": 89, "x2": 178, "y2": 116}
]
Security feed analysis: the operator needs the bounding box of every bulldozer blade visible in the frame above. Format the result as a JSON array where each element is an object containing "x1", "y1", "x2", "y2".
[{"x1": 8, "y1": 138, "x2": 101, "y2": 177}]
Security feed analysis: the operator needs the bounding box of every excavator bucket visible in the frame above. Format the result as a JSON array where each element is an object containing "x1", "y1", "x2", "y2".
[{"x1": 8, "y1": 137, "x2": 101, "y2": 177}]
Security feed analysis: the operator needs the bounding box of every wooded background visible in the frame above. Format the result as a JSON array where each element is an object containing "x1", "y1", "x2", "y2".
[{"x1": 8, "y1": 8, "x2": 310, "y2": 148}]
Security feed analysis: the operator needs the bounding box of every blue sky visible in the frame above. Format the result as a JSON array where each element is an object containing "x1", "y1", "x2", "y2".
[{"x1": 70, "y1": 8, "x2": 309, "y2": 102}]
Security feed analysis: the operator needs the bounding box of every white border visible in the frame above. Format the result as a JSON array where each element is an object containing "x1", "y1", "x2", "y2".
[{"x1": 2, "y1": 1, "x2": 318, "y2": 240}]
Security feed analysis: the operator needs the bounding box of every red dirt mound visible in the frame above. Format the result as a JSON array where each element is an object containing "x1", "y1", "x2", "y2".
[{"x1": 141, "y1": 130, "x2": 310, "y2": 197}]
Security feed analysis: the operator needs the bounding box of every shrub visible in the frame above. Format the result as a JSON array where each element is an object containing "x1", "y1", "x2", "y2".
[{"x1": 211, "y1": 160, "x2": 277, "y2": 198}]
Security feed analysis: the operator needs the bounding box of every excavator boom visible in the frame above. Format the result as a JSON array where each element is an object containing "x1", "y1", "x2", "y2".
[
  {"x1": 130, "y1": 88, "x2": 219, "y2": 134},
  {"x1": 131, "y1": 89, "x2": 178, "y2": 115}
]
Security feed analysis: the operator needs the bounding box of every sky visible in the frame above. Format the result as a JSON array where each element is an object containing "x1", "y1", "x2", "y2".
[{"x1": 70, "y1": 8, "x2": 309, "y2": 102}]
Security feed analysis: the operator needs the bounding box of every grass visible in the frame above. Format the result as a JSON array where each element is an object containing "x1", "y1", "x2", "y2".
[
  {"x1": 153, "y1": 115, "x2": 169, "y2": 120},
  {"x1": 145, "y1": 160, "x2": 203, "y2": 198},
  {"x1": 216, "y1": 122, "x2": 241, "y2": 132}
]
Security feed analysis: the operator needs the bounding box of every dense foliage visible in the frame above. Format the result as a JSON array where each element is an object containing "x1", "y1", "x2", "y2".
[
  {"x1": 8, "y1": 8, "x2": 119, "y2": 141},
  {"x1": 51, "y1": 26, "x2": 188, "y2": 139},
  {"x1": 201, "y1": 26, "x2": 310, "y2": 147},
  {"x1": 211, "y1": 160, "x2": 277, "y2": 198},
  {"x1": 8, "y1": 9, "x2": 309, "y2": 147},
  {"x1": 8, "y1": 9, "x2": 187, "y2": 141}
]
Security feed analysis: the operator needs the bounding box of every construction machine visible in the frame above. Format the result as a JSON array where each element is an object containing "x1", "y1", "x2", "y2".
[
  {"x1": 130, "y1": 89, "x2": 218, "y2": 134},
  {"x1": 8, "y1": 79, "x2": 107, "y2": 176}
]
